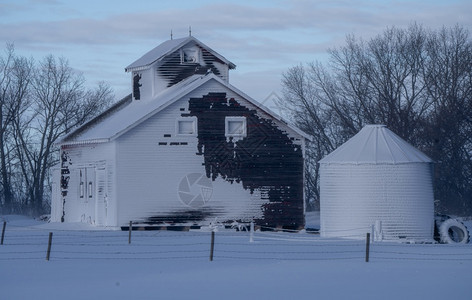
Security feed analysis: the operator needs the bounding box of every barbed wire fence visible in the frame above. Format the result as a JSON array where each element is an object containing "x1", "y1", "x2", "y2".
[{"x1": 1, "y1": 221, "x2": 471, "y2": 262}]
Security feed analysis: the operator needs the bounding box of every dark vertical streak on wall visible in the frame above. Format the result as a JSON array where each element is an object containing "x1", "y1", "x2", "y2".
[
  {"x1": 60, "y1": 149, "x2": 71, "y2": 222},
  {"x1": 133, "y1": 73, "x2": 142, "y2": 100},
  {"x1": 184, "y1": 93, "x2": 304, "y2": 228}
]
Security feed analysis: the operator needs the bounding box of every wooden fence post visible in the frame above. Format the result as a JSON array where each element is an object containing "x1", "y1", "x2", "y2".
[
  {"x1": 210, "y1": 231, "x2": 215, "y2": 261},
  {"x1": 365, "y1": 232, "x2": 370, "y2": 262},
  {"x1": 1, "y1": 221, "x2": 6, "y2": 245},
  {"x1": 46, "y1": 232, "x2": 53, "y2": 261},
  {"x1": 128, "y1": 221, "x2": 132, "y2": 244}
]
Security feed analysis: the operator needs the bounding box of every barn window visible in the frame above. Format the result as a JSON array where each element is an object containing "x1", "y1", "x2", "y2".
[
  {"x1": 176, "y1": 117, "x2": 197, "y2": 135},
  {"x1": 180, "y1": 46, "x2": 201, "y2": 64},
  {"x1": 225, "y1": 117, "x2": 247, "y2": 138}
]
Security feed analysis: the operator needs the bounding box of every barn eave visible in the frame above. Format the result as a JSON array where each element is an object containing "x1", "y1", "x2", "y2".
[{"x1": 60, "y1": 138, "x2": 110, "y2": 147}]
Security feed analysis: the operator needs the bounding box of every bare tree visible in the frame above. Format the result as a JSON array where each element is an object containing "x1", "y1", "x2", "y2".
[
  {"x1": 282, "y1": 24, "x2": 472, "y2": 215},
  {"x1": 422, "y1": 25, "x2": 472, "y2": 215},
  {"x1": 0, "y1": 45, "x2": 114, "y2": 216},
  {"x1": 0, "y1": 44, "x2": 33, "y2": 214},
  {"x1": 13, "y1": 55, "x2": 113, "y2": 215},
  {"x1": 280, "y1": 64, "x2": 338, "y2": 209}
]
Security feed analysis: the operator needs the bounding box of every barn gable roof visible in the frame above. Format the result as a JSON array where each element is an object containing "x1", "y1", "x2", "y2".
[
  {"x1": 125, "y1": 36, "x2": 236, "y2": 72},
  {"x1": 60, "y1": 73, "x2": 311, "y2": 145},
  {"x1": 319, "y1": 125, "x2": 432, "y2": 164}
]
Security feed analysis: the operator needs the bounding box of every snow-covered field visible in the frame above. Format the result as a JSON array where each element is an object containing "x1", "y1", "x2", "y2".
[{"x1": 1, "y1": 213, "x2": 471, "y2": 300}]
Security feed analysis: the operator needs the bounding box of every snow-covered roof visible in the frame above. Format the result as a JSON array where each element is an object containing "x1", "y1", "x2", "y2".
[
  {"x1": 319, "y1": 125, "x2": 432, "y2": 164},
  {"x1": 125, "y1": 36, "x2": 236, "y2": 72},
  {"x1": 60, "y1": 73, "x2": 311, "y2": 145}
]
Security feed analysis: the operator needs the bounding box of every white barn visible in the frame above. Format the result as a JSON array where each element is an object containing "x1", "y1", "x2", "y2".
[
  {"x1": 51, "y1": 36, "x2": 310, "y2": 229},
  {"x1": 319, "y1": 125, "x2": 434, "y2": 241}
]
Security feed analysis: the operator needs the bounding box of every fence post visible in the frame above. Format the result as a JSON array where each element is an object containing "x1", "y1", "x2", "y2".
[
  {"x1": 128, "y1": 221, "x2": 132, "y2": 244},
  {"x1": 46, "y1": 232, "x2": 53, "y2": 261},
  {"x1": 1, "y1": 221, "x2": 6, "y2": 245},
  {"x1": 210, "y1": 231, "x2": 215, "y2": 261},
  {"x1": 365, "y1": 232, "x2": 370, "y2": 263}
]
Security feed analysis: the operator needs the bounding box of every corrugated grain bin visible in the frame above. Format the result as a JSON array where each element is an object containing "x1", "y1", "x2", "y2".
[{"x1": 319, "y1": 125, "x2": 434, "y2": 241}]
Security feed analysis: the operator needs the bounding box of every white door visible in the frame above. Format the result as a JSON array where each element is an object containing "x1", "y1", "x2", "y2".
[
  {"x1": 84, "y1": 167, "x2": 96, "y2": 224},
  {"x1": 95, "y1": 167, "x2": 107, "y2": 226}
]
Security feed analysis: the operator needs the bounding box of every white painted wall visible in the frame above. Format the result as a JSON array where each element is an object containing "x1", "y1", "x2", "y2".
[
  {"x1": 56, "y1": 79, "x2": 306, "y2": 228},
  {"x1": 115, "y1": 82, "x2": 271, "y2": 226},
  {"x1": 213, "y1": 61, "x2": 230, "y2": 83}
]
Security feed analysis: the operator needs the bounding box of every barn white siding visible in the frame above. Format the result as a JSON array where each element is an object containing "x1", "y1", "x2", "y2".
[
  {"x1": 57, "y1": 142, "x2": 116, "y2": 226},
  {"x1": 114, "y1": 81, "x2": 272, "y2": 226},
  {"x1": 54, "y1": 36, "x2": 309, "y2": 228}
]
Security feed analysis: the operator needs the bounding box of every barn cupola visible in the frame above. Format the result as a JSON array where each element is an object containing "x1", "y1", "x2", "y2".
[{"x1": 125, "y1": 36, "x2": 236, "y2": 101}]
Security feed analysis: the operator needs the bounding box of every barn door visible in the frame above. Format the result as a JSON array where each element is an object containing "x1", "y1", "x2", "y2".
[
  {"x1": 84, "y1": 167, "x2": 96, "y2": 224},
  {"x1": 95, "y1": 167, "x2": 107, "y2": 226}
]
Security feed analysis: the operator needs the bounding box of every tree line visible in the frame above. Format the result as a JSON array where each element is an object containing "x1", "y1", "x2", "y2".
[
  {"x1": 280, "y1": 24, "x2": 472, "y2": 216},
  {"x1": 0, "y1": 44, "x2": 113, "y2": 216}
]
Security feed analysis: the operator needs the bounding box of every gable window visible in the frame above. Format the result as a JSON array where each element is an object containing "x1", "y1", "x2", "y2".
[
  {"x1": 176, "y1": 117, "x2": 197, "y2": 136},
  {"x1": 180, "y1": 46, "x2": 201, "y2": 64},
  {"x1": 225, "y1": 116, "x2": 247, "y2": 138}
]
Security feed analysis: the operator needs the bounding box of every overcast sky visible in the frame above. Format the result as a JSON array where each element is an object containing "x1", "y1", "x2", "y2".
[{"x1": 1, "y1": 0, "x2": 471, "y2": 105}]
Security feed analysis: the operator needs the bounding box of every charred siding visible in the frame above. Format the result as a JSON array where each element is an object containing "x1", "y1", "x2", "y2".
[{"x1": 185, "y1": 92, "x2": 304, "y2": 228}]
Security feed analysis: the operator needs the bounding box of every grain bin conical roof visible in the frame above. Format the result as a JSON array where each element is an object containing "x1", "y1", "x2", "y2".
[{"x1": 319, "y1": 125, "x2": 432, "y2": 164}]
